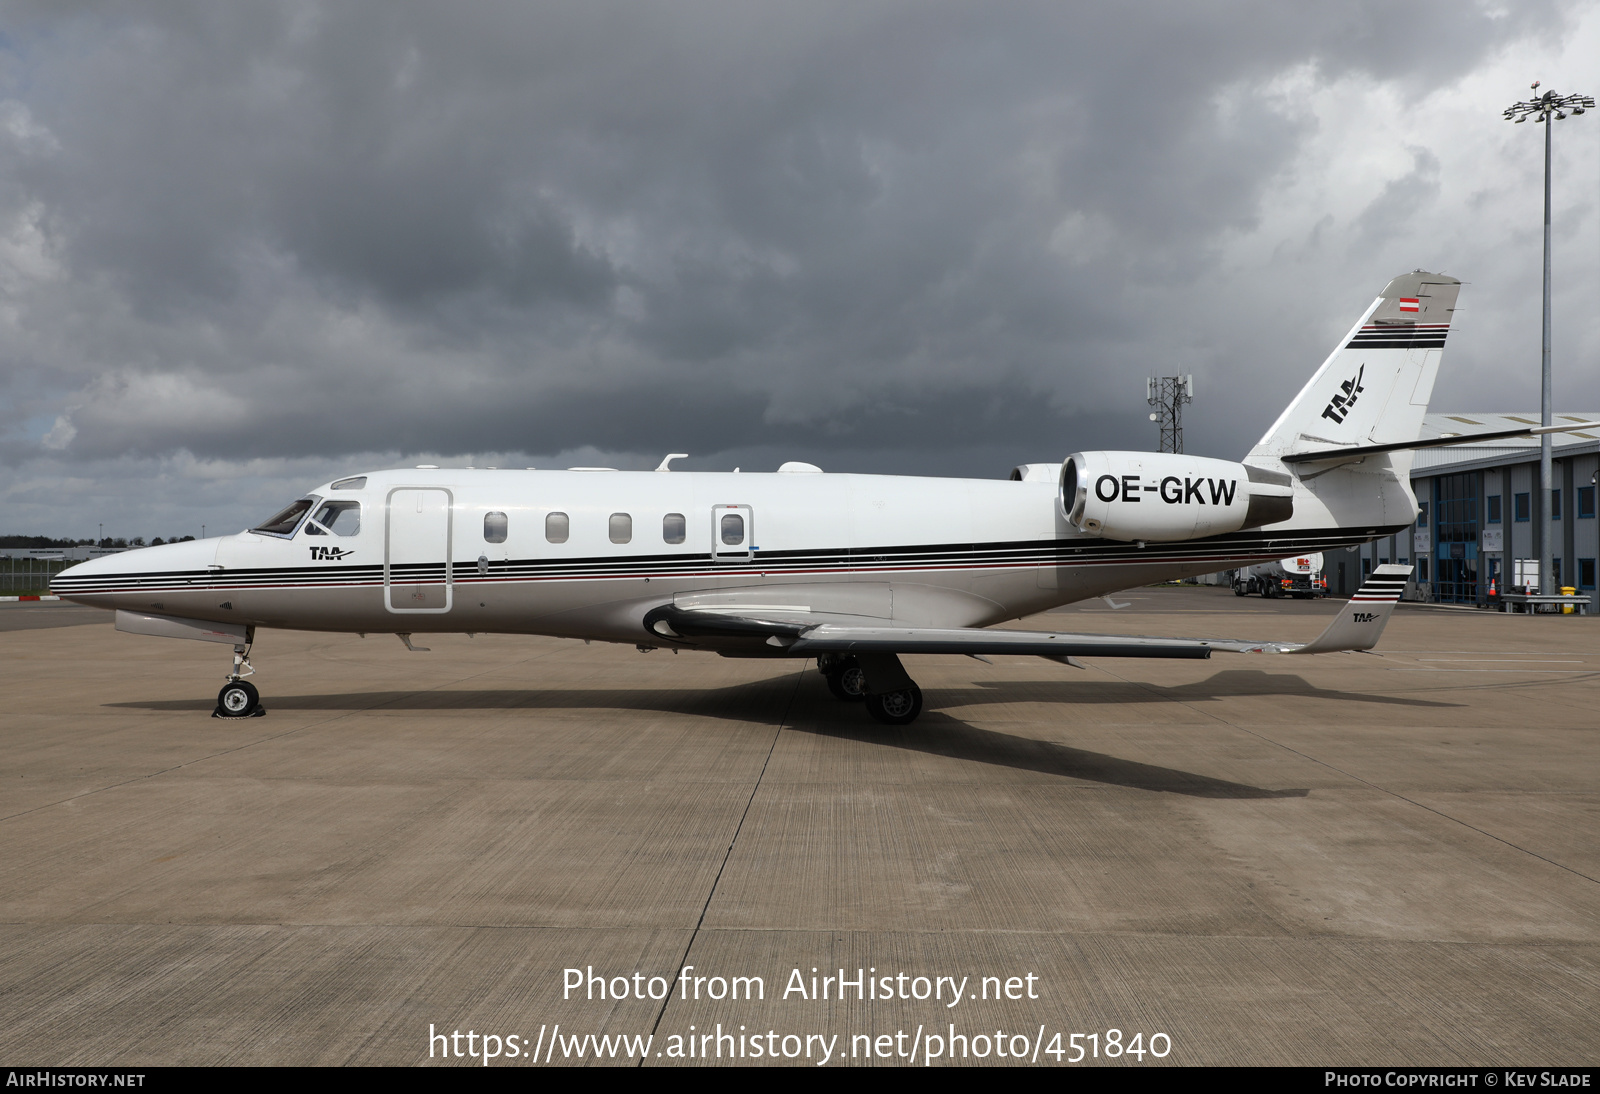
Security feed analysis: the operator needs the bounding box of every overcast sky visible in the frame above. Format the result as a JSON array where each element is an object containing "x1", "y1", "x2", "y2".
[{"x1": 2, "y1": 1, "x2": 1597, "y2": 540}]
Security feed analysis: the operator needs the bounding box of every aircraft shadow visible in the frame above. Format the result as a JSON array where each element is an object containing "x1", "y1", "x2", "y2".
[
  {"x1": 112, "y1": 673, "x2": 1313, "y2": 800},
  {"x1": 959, "y1": 667, "x2": 1459, "y2": 710},
  {"x1": 790, "y1": 712, "x2": 1309, "y2": 799}
]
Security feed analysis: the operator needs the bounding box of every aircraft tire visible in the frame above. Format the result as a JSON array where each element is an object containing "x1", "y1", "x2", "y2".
[
  {"x1": 215, "y1": 680, "x2": 260, "y2": 718},
  {"x1": 865, "y1": 685, "x2": 922, "y2": 726},
  {"x1": 826, "y1": 659, "x2": 868, "y2": 702}
]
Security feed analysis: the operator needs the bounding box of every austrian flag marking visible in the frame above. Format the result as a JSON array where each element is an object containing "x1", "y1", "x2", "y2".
[{"x1": 1397, "y1": 297, "x2": 1420, "y2": 312}]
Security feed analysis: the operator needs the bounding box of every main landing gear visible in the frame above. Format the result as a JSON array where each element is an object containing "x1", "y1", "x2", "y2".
[
  {"x1": 214, "y1": 641, "x2": 265, "y2": 718},
  {"x1": 817, "y1": 653, "x2": 923, "y2": 726}
]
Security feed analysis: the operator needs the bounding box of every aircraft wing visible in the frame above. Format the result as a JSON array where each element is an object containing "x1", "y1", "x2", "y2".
[{"x1": 646, "y1": 565, "x2": 1414, "y2": 661}]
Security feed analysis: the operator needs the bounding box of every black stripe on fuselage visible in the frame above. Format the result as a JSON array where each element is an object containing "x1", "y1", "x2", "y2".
[{"x1": 51, "y1": 525, "x2": 1408, "y2": 596}]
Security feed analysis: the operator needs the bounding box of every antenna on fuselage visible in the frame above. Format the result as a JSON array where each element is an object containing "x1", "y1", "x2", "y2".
[{"x1": 656, "y1": 453, "x2": 689, "y2": 472}]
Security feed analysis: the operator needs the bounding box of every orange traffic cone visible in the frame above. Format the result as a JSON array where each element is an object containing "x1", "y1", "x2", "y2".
[{"x1": 1489, "y1": 576, "x2": 1497, "y2": 597}]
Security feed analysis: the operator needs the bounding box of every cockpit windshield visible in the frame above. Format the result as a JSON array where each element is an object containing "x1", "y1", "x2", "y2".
[
  {"x1": 253, "y1": 498, "x2": 315, "y2": 536},
  {"x1": 304, "y1": 500, "x2": 361, "y2": 536}
]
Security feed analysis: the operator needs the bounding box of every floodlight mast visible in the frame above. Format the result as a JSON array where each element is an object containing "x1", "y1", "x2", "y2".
[{"x1": 1503, "y1": 84, "x2": 1593, "y2": 595}]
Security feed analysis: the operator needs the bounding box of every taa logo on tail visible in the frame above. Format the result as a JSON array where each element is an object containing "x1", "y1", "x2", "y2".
[
  {"x1": 1351, "y1": 612, "x2": 1376, "y2": 623},
  {"x1": 1321, "y1": 365, "x2": 1365, "y2": 424}
]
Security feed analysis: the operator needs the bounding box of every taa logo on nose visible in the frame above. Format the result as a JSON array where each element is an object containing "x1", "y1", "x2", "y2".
[{"x1": 309, "y1": 546, "x2": 353, "y2": 561}]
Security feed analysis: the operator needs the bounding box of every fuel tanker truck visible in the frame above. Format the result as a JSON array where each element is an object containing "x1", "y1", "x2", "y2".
[{"x1": 1232, "y1": 554, "x2": 1327, "y2": 599}]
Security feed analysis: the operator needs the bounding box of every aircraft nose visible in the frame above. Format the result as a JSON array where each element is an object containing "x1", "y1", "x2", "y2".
[{"x1": 51, "y1": 539, "x2": 221, "y2": 606}]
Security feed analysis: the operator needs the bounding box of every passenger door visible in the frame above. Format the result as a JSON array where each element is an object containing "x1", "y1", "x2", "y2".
[
  {"x1": 711, "y1": 504, "x2": 755, "y2": 564},
  {"x1": 386, "y1": 488, "x2": 453, "y2": 613}
]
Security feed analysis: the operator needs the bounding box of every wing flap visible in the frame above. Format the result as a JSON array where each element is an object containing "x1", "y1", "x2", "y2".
[{"x1": 788, "y1": 626, "x2": 1213, "y2": 660}]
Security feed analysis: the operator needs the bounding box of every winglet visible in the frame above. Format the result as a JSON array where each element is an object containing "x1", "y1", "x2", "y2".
[{"x1": 1290, "y1": 564, "x2": 1413, "y2": 654}]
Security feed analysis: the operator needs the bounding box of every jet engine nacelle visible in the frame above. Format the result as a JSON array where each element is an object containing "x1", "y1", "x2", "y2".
[{"x1": 1061, "y1": 451, "x2": 1294, "y2": 541}]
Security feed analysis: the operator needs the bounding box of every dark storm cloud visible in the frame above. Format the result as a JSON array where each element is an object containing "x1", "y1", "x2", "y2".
[{"x1": 0, "y1": 0, "x2": 1584, "y2": 524}]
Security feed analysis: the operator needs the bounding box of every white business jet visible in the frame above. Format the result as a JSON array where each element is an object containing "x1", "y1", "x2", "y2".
[{"x1": 54, "y1": 271, "x2": 1585, "y2": 723}]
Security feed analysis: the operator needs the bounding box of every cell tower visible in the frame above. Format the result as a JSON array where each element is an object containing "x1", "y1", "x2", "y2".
[{"x1": 1146, "y1": 375, "x2": 1194, "y2": 453}]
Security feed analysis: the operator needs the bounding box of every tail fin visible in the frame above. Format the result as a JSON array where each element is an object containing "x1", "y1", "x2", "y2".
[
  {"x1": 1249, "y1": 272, "x2": 1461, "y2": 463},
  {"x1": 1291, "y1": 564, "x2": 1412, "y2": 654}
]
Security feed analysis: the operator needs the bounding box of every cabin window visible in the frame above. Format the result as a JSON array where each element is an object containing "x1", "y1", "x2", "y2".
[
  {"x1": 484, "y1": 512, "x2": 508, "y2": 543},
  {"x1": 305, "y1": 500, "x2": 361, "y2": 536},
  {"x1": 545, "y1": 512, "x2": 569, "y2": 543},
  {"x1": 663, "y1": 513, "x2": 686, "y2": 544},
  {"x1": 253, "y1": 498, "x2": 314, "y2": 536},
  {"x1": 721, "y1": 513, "x2": 745, "y2": 545},
  {"x1": 610, "y1": 513, "x2": 632, "y2": 544}
]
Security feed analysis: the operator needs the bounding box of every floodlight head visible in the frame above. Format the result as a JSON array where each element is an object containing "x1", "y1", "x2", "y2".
[{"x1": 1515, "y1": 115, "x2": 1526, "y2": 123}]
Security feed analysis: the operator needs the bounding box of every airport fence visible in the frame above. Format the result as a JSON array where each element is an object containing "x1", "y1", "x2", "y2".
[{"x1": 0, "y1": 557, "x2": 75, "y2": 596}]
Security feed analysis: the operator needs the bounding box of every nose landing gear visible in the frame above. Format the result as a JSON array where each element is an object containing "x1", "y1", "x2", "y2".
[{"x1": 213, "y1": 640, "x2": 265, "y2": 718}]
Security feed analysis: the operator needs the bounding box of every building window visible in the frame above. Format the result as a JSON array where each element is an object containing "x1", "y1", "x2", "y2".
[
  {"x1": 1417, "y1": 501, "x2": 1430, "y2": 527},
  {"x1": 483, "y1": 512, "x2": 507, "y2": 543},
  {"x1": 1580, "y1": 486, "x2": 1595, "y2": 519},
  {"x1": 663, "y1": 513, "x2": 686, "y2": 544},
  {"x1": 545, "y1": 512, "x2": 569, "y2": 543},
  {"x1": 1418, "y1": 558, "x2": 1429, "y2": 581},
  {"x1": 1580, "y1": 558, "x2": 1596, "y2": 590},
  {"x1": 1514, "y1": 493, "x2": 1530, "y2": 522},
  {"x1": 1487, "y1": 495, "x2": 1502, "y2": 523},
  {"x1": 609, "y1": 513, "x2": 632, "y2": 544},
  {"x1": 1552, "y1": 489, "x2": 1562, "y2": 520}
]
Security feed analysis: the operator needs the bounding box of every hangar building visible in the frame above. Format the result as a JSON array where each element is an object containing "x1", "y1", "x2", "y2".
[{"x1": 1339, "y1": 412, "x2": 1600, "y2": 610}]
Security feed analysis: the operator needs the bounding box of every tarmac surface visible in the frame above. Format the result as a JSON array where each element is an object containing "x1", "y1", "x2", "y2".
[{"x1": 1, "y1": 587, "x2": 1596, "y2": 1067}]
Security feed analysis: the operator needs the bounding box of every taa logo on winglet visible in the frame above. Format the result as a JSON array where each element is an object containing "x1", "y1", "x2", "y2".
[
  {"x1": 1321, "y1": 364, "x2": 1365, "y2": 424},
  {"x1": 1351, "y1": 612, "x2": 1376, "y2": 623},
  {"x1": 309, "y1": 546, "x2": 353, "y2": 561}
]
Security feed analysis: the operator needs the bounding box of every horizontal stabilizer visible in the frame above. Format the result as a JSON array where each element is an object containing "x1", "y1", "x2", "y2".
[{"x1": 1282, "y1": 421, "x2": 1600, "y2": 465}]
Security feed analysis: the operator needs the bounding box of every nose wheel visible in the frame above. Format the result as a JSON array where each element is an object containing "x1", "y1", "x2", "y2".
[{"x1": 213, "y1": 641, "x2": 265, "y2": 718}]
